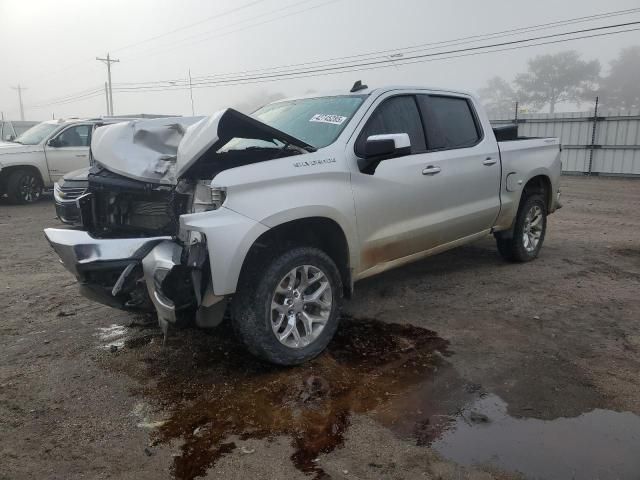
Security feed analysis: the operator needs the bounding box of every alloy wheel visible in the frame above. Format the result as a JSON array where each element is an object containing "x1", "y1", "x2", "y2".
[
  {"x1": 19, "y1": 174, "x2": 41, "y2": 203},
  {"x1": 270, "y1": 264, "x2": 332, "y2": 349},
  {"x1": 522, "y1": 205, "x2": 543, "y2": 253}
]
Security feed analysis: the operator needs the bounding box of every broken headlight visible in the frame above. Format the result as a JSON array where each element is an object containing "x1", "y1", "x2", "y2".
[{"x1": 192, "y1": 181, "x2": 226, "y2": 213}]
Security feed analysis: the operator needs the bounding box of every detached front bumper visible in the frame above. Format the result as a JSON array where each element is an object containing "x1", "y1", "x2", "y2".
[
  {"x1": 44, "y1": 228, "x2": 224, "y2": 329},
  {"x1": 44, "y1": 228, "x2": 169, "y2": 277},
  {"x1": 44, "y1": 228, "x2": 177, "y2": 316}
]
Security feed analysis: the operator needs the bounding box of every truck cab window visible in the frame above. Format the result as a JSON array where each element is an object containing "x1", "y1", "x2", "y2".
[
  {"x1": 56, "y1": 125, "x2": 91, "y2": 147},
  {"x1": 2, "y1": 122, "x2": 16, "y2": 142},
  {"x1": 418, "y1": 95, "x2": 481, "y2": 150},
  {"x1": 356, "y1": 95, "x2": 426, "y2": 156}
]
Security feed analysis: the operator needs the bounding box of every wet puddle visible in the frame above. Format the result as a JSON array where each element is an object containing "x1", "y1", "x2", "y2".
[
  {"x1": 95, "y1": 324, "x2": 128, "y2": 350},
  {"x1": 103, "y1": 316, "x2": 640, "y2": 479},
  {"x1": 433, "y1": 394, "x2": 640, "y2": 480}
]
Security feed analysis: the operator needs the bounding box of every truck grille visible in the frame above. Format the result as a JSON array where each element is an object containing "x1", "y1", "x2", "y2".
[
  {"x1": 81, "y1": 167, "x2": 189, "y2": 238},
  {"x1": 89, "y1": 190, "x2": 178, "y2": 237},
  {"x1": 58, "y1": 186, "x2": 86, "y2": 201}
]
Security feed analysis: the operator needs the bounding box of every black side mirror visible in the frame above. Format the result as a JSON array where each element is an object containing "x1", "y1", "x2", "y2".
[
  {"x1": 48, "y1": 138, "x2": 61, "y2": 148},
  {"x1": 364, "y1": 133, "x2": 411, "y2": 159},
  {"x1": 358, "y1": 133, "x2": 412, "y2": 174}
]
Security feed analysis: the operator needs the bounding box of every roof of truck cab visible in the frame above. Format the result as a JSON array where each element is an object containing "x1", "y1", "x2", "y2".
[
  {"x1": 39, "y1": 115, "x2": 180, "y2": 127},
  {"x1": 268, "y1": 85, "x2": 476, "y2": 104},
  {"x1": 40, "y1": 118, "x2": 94, "y2": 126}
]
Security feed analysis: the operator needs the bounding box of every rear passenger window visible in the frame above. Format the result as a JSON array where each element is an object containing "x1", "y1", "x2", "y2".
[
  {"x1": 418, "y1": 95, "x2": 481, "y2": 150},
  {"x1": 356, "y1": 95, "x2": 426, "y2": 156}
]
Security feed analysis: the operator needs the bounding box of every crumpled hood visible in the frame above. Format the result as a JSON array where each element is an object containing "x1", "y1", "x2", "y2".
[
  {"x1": 91, "y1": 108, "x2": 314, "y2": 184},
  {"x1": 91, "y1": 116, "x2": 204, "y2": 184}
]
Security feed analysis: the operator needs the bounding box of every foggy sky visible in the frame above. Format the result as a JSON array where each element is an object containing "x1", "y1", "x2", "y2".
[{"x1": 1, "y1": 0, "x2": 639, "y2": 120}]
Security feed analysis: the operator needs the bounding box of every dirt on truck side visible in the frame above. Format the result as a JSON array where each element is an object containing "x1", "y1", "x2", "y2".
[{"x1": 1, "y1": 176, "x2": 640, "y2": 480}]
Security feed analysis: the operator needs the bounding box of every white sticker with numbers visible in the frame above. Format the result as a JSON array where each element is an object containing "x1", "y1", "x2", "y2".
[{"x1": 309, "y1": 114, "x2": 348, "y2": 125}]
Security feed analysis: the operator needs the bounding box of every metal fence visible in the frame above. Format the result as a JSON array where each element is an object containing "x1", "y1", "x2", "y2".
[{"x1": 490, "y1": 104, "x2": 640, "y2": 176}]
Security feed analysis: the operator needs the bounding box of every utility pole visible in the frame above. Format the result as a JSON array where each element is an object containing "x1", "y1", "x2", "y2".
[
  {"x1": 104, "y1": 82, "x2": 110, "y2": 116},
  {"x1": 188, "y1": 69, "x2": 195, "y2": 115},
  {"x1": 96, "y1": 53, "x2": 119, "y2": 116},
  {"x1": 10, "y1": 85, "x2": 26, "y2": 120}
]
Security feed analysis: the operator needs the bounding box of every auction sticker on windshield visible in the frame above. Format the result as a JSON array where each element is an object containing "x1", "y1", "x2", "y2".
[{"x1": 309, "y1": 114, "x2": 348, "y2": 125}]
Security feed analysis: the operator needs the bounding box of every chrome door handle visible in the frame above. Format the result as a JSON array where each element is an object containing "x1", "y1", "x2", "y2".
[
  {"x1": 422, "y1": 166, "x2": 441, "y2": 175},
  {"x1": 75, "y1": 154, "x2": 88, "y2": 157},
  {"x1": 483, "y1": 157, "x2": 497, "y2": 166}
]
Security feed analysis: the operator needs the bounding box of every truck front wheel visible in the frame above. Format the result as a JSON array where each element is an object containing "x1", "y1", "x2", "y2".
[
  {"x1": 6, "y1": 169, "x2": 43, "y2": 204},
  {"x1": 232, "y1": 246, "x2": 342, "y2": 365},
  {"x1": 496, "y1": 194, "x2": 547, "y2": 262}
]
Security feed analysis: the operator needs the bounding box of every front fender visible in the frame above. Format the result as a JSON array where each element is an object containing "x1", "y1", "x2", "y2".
[
  {"x1": 0, "y1": 150, "x2": 50, "y2": 185},
  {"x1": 259, "y1": 205, "x2": 360, "y2": 276},
  {"x1": 179, "y1": 207, "x2": 269, "y2": 296}
]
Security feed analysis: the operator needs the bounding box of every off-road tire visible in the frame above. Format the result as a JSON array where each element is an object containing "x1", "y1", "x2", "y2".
[
  {"x1": 232, "y1": 246, "x2": 342, "y2": 365},
  {"x1": 496, "y1": 194, "x2": 547, "y2": 262},
  {"x1": 6, "y1": 169, "x2": 43, "y2": 204}
]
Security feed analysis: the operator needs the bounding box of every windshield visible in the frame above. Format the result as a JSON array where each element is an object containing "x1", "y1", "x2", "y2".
[
  {"x1": 232, "y1": 95, "x2": 366, "y2": 150},
  {"x1": 13, "y1": 122, "x2": 60, "y2": 145}
]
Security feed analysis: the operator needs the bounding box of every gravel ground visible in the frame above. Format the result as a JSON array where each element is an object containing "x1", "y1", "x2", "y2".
[{"x1": 1, "y1": 176, "x2": 639, "y2": 480}]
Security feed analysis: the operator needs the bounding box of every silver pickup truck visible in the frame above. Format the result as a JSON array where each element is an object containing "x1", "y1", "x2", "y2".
[{"x1": 45, "y1": 84, "x2": 561, "y2": 365}]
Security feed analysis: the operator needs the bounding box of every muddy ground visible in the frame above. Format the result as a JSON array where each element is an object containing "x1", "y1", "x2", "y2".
[{"x1": 1, "y1": 176, "x2": 639, "y2": 480}]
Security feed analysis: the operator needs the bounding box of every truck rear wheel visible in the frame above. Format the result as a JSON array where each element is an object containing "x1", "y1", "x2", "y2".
[
  {"x1": 232, "y1": 246, "x2": 342, "y2": 365},
  {"x1": 496, "y1": 194, "x2": 547, "y2": 262},
  {"x1": 6, "y1": 169, "x2": 43, "y2": 204}
]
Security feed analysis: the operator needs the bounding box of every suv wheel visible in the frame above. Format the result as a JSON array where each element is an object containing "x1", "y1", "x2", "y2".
[
  {"x1": 232, "y1": 246, "x2": 342, "y2": 365},
  {"x1": 7, "y1": 169, "x2": 43, "y2": 204},
  {"x1": 496, "y1": 194, "x2": 547, "y2": 262}
]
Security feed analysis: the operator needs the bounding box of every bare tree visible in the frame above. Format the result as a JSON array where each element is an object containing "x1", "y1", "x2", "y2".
[
  {"x1": 599, "y1": 46, "x2": 640, "y2": 112},
  {"x1": 477, "y1": 76, "x2": 517, "y2": 118},
  {"x1": 515, "y1": 51, "x2": 600, "y2": 113}
]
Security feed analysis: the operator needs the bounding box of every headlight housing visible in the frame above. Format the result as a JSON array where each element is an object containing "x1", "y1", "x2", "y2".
[
  {"x1": 192, "y1": 181, "x2": 226, "y2": 213},
  {"x1": 53, "y1": 182, "x2": 64, "y2": 201}
]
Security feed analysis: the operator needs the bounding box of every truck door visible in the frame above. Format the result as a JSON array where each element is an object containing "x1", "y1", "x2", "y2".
[
  {"x1": 44, "y1": 124, "x2": 92, "y2": 182},
  {"x1": 415, "y1": 94, "x2": 501, "y2": 244},
  {"x1": 349, "y1": 94, "x2": 452, "y2": 273}
]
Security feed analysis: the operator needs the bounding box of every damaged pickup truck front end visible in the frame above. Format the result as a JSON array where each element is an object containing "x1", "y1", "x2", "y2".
[{"x1": 44, "y1": 109, "x2": 314, "y2": 335}]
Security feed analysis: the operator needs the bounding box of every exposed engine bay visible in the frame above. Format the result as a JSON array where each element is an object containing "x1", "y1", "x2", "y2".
[
  {"x1": 79, "y1": 166, "x2": 189, "y2": 238},
  {"x1": 50, "y1": 108, "x2": 317, "y2": 336}
]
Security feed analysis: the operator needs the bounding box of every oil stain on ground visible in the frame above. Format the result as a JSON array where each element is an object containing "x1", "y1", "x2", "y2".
[
  {"x1": 105, "y1": 315, "x2": 466, "y2": 479},
  {"x1": 105, "y1": 317, "x2": 640, "y2": 480}
]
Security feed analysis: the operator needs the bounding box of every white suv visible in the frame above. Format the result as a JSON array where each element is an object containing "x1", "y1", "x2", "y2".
[{"x1": 0, "y1": 116, "x2": 176, "y2": 204}]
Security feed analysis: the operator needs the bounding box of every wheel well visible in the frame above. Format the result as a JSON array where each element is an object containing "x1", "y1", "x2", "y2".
[
  {"x1": 0, "y1": 165, "x2": 43, "y2": 194},
  {"x1": 239, "y1": 217, "x2": 352, "y2": 298},
  {"x1": 522, "y1": 175, "x2": 551, "y2": 210}
]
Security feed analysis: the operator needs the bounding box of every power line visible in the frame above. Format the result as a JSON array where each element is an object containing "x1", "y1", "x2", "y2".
[
  {"x1": 19, "y1": 0, "x2": 270, "y2": 87},
  {"x1": 114, "y1": 26, "x2": 640, "y2": 93},
  {"x1": 24, "y1": 13, "x2": 640, "y2": 110},
  {"x1": 27, "y1": 88, "x2": 104, "y2": 109},
  {"x1": 190, "y1": 6, "x2": 640, "y2": 83},
  {"x1": 26, "y1": 86, "x2": 103, "y2": 108},
  {"x1": 188, "y1": 19, "x2": 640, "y2": 85},
  {"x1": 112, "y1": 21, "x2": 640, "y2": 92},
  {"x1": 26, "y1": 24, "x2": 639, "y2": 112},
  {"x1": 119, "y1": 0, "x2": 340, "y2": 63},
  {"x1": 114, "y1": 7, "x2": 640, "y2": 88},
  {"x1": 111, "y1": 0, "x2": 269, "y2": 53}
]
